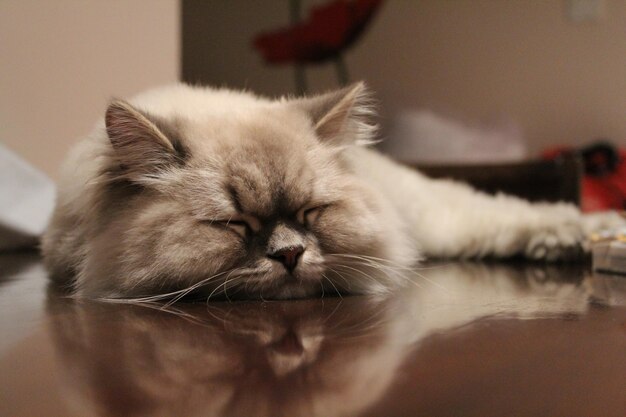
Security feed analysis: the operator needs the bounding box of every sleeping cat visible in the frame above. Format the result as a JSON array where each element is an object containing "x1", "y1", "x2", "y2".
[{"x1": 41, "y1": 82, "x2": 622, "y2": 300}]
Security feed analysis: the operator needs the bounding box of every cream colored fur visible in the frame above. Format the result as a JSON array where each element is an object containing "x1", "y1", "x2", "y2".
[{"x1": 42, "y1": 82, "x2": 623, "y2": 300}]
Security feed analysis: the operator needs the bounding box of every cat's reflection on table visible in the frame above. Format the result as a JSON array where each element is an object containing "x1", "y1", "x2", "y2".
[{"x1": 46, "y1": 262, "x2": 604, "y2": 417}]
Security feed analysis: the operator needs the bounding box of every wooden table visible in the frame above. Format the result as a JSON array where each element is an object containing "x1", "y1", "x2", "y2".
[{"x1": 1, "y1": 251, "x2": 625, "y2": 417}]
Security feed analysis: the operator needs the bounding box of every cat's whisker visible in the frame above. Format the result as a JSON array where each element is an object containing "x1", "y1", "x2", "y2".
[
  {"x1": 326, "y1": 255, "x2": 406, "y2": 278},
  {"x1": 206, "y1": 268, "x2": 244, "y2": 302},
  {"x1": 344, "y1": 260, "x2": 417, "y2": 285},
  {"x1": 127, "y1": 301, "x2": 216, "y2": 328},
  {"x1": 334, "y1": 260, "x2": 419, "y2": 293},
  {"x1": 99, "y1": 292, "x2": 180, "y2": 304},
  {"x1": 259, "y1": 285, "x2": 269, "y2": 302},
  {"x1": 321, "y1": 273, "x2": 343, "y2": 298},
  {"x1": 331, "y1": 263, "x2": 383, "y2": 286},
  {"x1": 340, "y1": 255, "x2": 451, "y2": 291},
  {"x1": 361, "y1": 261, "x2": 428, "y2": 290},
  {"x1": 330, "y1": 304, "x2": 390, "y2": 336},
  {"x1": 408, "y1": 269, "x2": 451, "y2": 292},
  {"x1": 324, "y1": 267, "x2": 367, "y2": 297},
  {"x1": 321, "y1": 297, "x2": 344, "y2": 325},
  {"x1": 329, "y1": 255, "x2": 447, "y2": 291},
  {"x1": 326, "y1": 254, "x2": 444, "y2": 281},
  {"x1": 327, "y1": 253, "x2": 422, "y2": 273},
  {"x1": 162, "y1": 268, "x2": 240, "y2": 307},
  {"x1": 324, "y1": 265, "x2": 353, "y2": 291},
  {"x1": 222, "y1": 275, "x2": 248, "y2": 301},
  {"x1": 331, "y1": 262, "x2": 397, "y2": 294},
  {"x1": 115, "y1": 268, "x2": 235, "y2": 306},
  {"x1": 243, "y1": 276, "x2": 253, "y2": 298}
]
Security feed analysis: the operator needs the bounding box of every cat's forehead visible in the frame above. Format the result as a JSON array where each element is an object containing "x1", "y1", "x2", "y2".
[
  {"x1": 180, "y1": 105, "x2": 314, "y2": 151},
  {"x1": 181, "y1": 152, "x2": 317, "y2": 218},
  {"x1": 178, "y1": 112, "x2": 333, "y2": 217},
  {"x1": 225, "y1": 149, "x2": 314, "y2": 216}
]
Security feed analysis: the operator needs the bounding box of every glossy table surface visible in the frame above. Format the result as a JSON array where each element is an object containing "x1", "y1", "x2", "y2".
[{"x1": 1, "y1": 251, "x2": 625, "y2": 417}]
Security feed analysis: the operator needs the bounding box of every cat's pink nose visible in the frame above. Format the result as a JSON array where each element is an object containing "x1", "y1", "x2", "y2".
[{"x1": 267, "y1": 245, "x2": 304, "y2": 272}]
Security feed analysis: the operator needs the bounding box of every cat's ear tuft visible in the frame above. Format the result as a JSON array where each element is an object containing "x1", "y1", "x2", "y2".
[
  {"x1": 293, "y1": 82, "x2": 377, "y2": 147},
  {"x1": 105, "y1": 100, "x2": 182, "y2": 182}
]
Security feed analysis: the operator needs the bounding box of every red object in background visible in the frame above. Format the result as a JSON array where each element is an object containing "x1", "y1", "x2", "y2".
[
  {"x1": 543, "y1": 143, "x2": 626, "y2": 212},
  {"x1": 253, "y1": 0, "x2": 383, "y2": 64}
]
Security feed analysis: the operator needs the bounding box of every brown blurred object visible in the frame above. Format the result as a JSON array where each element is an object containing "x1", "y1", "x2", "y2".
[{"x1": 415, "y1": 153, "x2": 582, "y2": 206}]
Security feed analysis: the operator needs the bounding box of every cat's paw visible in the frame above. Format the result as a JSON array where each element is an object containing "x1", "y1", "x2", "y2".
[{"x1": 525, "y1": 225, "x2": 584, "y2": 262}]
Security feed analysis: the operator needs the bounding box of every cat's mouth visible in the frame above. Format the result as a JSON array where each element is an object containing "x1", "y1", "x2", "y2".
[
  {"x1": 247, "y1": 269, "x2": 329, "y2": 300},
  {"x1": 196, "y1": 279, "x2": 324, "y2": 301},
  {"x1": 261, "y1": 281, "x2": 326, "y2": 300},
  {"x1": 165, "y1": 264, "x2": 338, "y2": 302}
]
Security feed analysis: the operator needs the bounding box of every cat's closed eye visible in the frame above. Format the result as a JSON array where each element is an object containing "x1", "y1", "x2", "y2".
[
  {"x1": 220, "y1": 220, "x2": 249, "y2": 237},
  {"x1": 200, "y1": 219, "x2": 250, "y2": 238},
  {"x1": 199, "y1": 212, "x2": 262, "y2": 237},
  {"x1": 297, "y1": 206, "x2": 324, "y2": 227}
]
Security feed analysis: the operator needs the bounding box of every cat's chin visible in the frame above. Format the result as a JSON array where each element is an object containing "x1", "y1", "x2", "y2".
[
  {"x1": 253, "y1": 278, "x2": 326, "y2": 300},
  {"x1": 228, "y1": 266, "x2": 334, "y2": 300}
]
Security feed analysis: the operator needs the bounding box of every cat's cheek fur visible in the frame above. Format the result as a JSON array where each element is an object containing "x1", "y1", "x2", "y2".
[
  {"x1": 313, "y1": 182, "x2": 418, "y2": 294},
  {"x1": 77, "y1": 202, "x2": 245, "y2": 298}
]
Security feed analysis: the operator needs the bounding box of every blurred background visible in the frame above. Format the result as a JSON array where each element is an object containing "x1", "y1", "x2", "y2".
[{"x1": 1, "y1": 1, "x2": 625, "y2": 198}]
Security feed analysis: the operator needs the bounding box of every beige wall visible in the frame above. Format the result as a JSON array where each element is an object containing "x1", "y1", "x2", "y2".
[
  {"x1": 0, "y1": 0, "x2": 180, "y2": 180},
  {"x1": 183, "y1": 0, "x2": 626, "y2": 154}
]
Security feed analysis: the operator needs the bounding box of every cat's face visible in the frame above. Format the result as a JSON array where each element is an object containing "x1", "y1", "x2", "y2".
[{"x1": 95, "y1": 83, "x2": 412, "y2": 299}]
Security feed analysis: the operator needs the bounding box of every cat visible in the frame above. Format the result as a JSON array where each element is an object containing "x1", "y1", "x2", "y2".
[{"x1": 41, "y1": 82, "x2": 623, "y2": 300}]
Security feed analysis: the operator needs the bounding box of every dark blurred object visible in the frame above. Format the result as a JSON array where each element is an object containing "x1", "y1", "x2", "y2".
[
  {"x1": 253, "y1": 0, "x2": 382, "y2": 64},
  {"x1": 580, "y1": 142, "x2": 620, "y2": 175},
  {"x1": 0, "y1": 250, "x2": 39, "y2": 286},
  {"x1": 543, "y1": 141, "x2": 626, "y2": 212},
  {"x1": 415, "y1": 154, "x2": 582, "y2": 205},
  {"x1": 253, "y1": 0, "x2": 383, "y2": 92}
]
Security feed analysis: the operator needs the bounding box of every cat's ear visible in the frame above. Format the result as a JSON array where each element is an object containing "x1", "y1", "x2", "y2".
[
  {"x1": 105, "y1": 100, "x2": 184, "y2": 182},
  {"x1": 293, "y1": 82, "x2": 377, "y2": 146}
]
